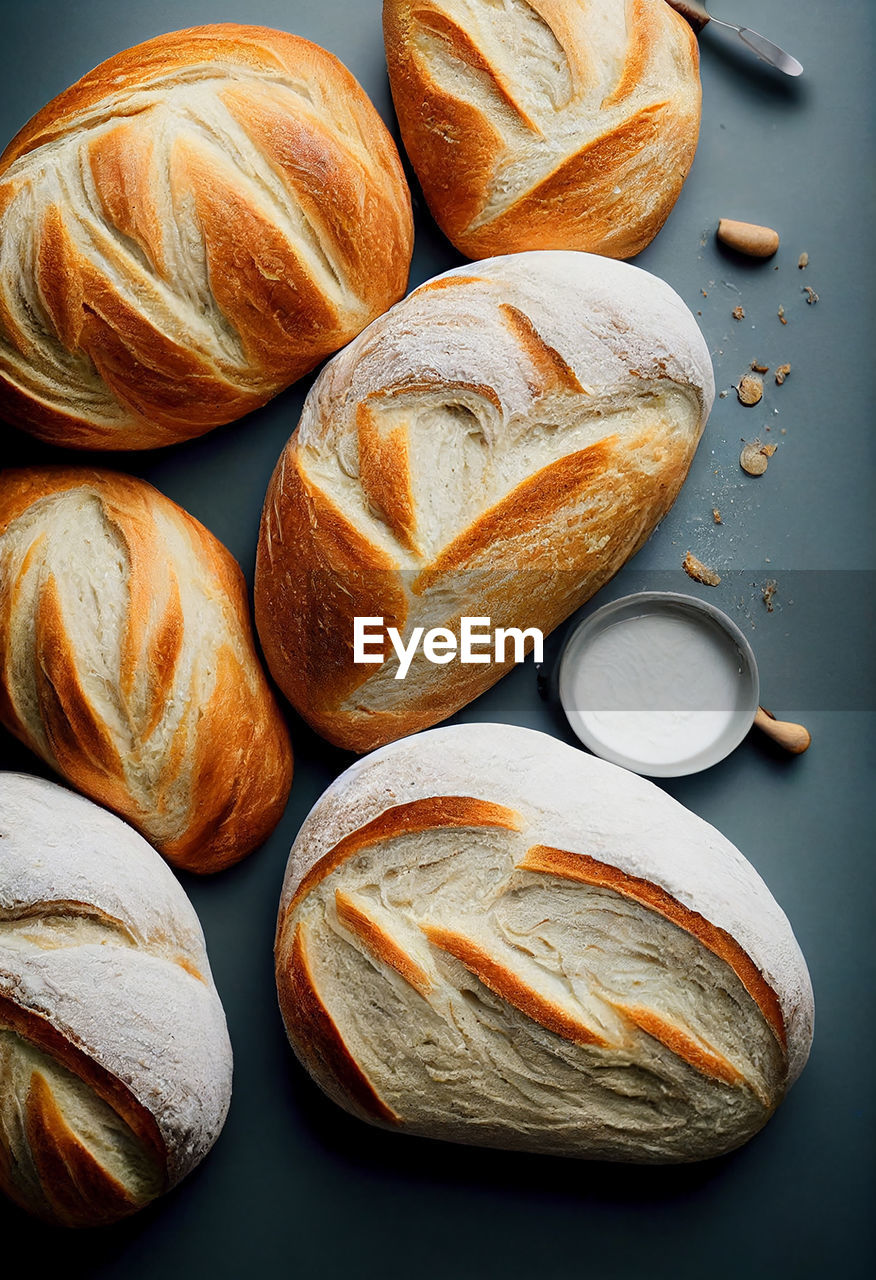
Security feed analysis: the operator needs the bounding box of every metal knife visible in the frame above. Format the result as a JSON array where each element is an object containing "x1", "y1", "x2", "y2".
[{"x1": 666, "y1": 1, "x2": 804, "y2": 77}]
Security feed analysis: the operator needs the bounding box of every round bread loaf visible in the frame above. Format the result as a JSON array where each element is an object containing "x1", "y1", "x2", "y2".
[
  {"x1": 275, "y1": 724, "x2": 814, "y2": 1163},
  {"x1": 0, "y1": 772, "x2": 233, "y2": 1227},
  {"x1": 0, "y1": 467, "x2": 293, "y2": 872},
  {"x1": 0, "y1": 24, "x2": 413, "y2": 449},
  {"x1": 383, "y1": 0, "x2": 701, "y2": 259},
  {"x1": 255, "y1": 250, "x2": 714, "y2": 753}
]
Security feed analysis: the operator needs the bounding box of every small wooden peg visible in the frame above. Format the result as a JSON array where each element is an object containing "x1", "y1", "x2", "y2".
[{"x1": 754, "y1": 706, "x2": 811, "y2": 754}]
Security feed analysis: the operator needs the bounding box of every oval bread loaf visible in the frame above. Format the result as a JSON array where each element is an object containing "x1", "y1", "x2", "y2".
[
  {"x1": 275, "y1": 724, "x2": 814, "y2": 1163},
  {"x1": 0, "y1": 468, "x2": 293, "y2": 872},
  {"x1": 0, "y1": 24, "x2": 414, "y2": 449},
  {"x1": 255, "y1": 250, "x2": 714, "y2": 753},
  {"x1": 383, "y1": 0, "x2": 701, "y2": 259},
  {"x1": 0, "y1": 772, "x2": 233, "y2": 1226}
]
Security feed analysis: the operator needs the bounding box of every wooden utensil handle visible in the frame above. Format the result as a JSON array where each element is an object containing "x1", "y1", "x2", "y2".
[
  {"x1": 754, "y1": 706, "x2": 811, "y2": 754},
  {"x1": 666, "y1": 1, "x2": 711, "y2": 33}
]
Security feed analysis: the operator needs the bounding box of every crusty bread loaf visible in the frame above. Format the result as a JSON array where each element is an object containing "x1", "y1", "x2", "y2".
[
  {"x1": 0, "y1": 24, "x2": 413, "y2": 449},
  {"x1": 275, "y1": 724, "x2": 813, "y2": 1162},
  {"x1": 0, "y1": 468, "x2": 292, "y2": 872},
  {"x1": 383, "y1": 0, "x2": 701, "y2": 259},
  {"x1": 255, "y1": 250, "x2": 714, "y2": 753},
  {"x1": 0, "y1": 772, "x2": 233, "y2": 1226}
]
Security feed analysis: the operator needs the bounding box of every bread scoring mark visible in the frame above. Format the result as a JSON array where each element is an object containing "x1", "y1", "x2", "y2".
[
  {"x1": 334, "y1": 890, "x2": 432, "y2": 996},
  {"x1": 356, "y1": 402, "x2": 419, "y2": 552},
  {"x1": 87, "y1": 120, "x2": 168, "y2": 278},
  {"x1": 412, "y1": 274, "x2": 489, "y2": 294},
  {"x1": 410, "y1": 7, "x2": 546, "y2": 135},
  {"x1": 288, "y1": 796, "x2": 524, "y2": 910},
  {"x1": 600, "y1": 0, "x2": 653, "y2": 109},
  {"x1": 605, "y1": 1001, "x2": 762, "y2": 1101},
  {"x1": 34, "y1": 573, "x2": 129, "y2": 792},
  {"x1": 0, "y1": 993, "x2": 167, "y2": 1173},
  {"x1": 518, "y1": 845, "x2": 787, "y2": 1050},
  {"x1": 498, "y1": 302, "x2": 586, "y2": 395},
  {"x1": 284, "y1": 924, "x2": 400, "y2": 1126},
  {"x1": 171, "y1": 954, "x2": 207, "y2": 985},
  {"x1": 24, "y1": 1070, "x2": 140, "y2": 1227},
  {"x1": 470, "y1": 99, "x2": 674, "y2": 251},
  {"x1": 370, "y1": 378, "x2": 503, "y2": 412},
  {"x1": 0, "y1": 901, "x2": 137, "y2": 951},
  {"x1": 421, "y1": 922, "x2": 609, "y2": 1047},
  {"x1": 412, "y1": 440, "x2": 617, "y2": 593}
]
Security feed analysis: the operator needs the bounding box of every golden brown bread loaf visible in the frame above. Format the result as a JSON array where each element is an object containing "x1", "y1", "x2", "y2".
[
  {"x1": 0, "y1": 468, "x2": 293, "y2": 872},
  {"x1": 383, "y1": 0, "x2": 701, "y2": 259},
  {"x1": 275, "y1": 725, "x2": 814, "y2": 1162},
  {"x1": 0, "y1": 772, "x2": 233, "y2": 1226},
  {"x1": 0, "y1": 24, "x2": 413, "y2": 449},
  {"x1": 255, "y1": 250, "x2": 714, "y2": 753}
]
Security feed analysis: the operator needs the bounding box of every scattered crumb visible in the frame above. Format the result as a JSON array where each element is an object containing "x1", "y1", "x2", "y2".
[
  {"x1": 732, "y1": 305, "x2": 745, "y2": 320},
  {"x1": 719, "y1": 389, "x2": 729, "y2": 398},
  {"x1": 762, "y1": 580, "x2": 778, "y2": 612},
  {"x1": 751, "y1": 361, "x2": 769, "y2": 374},
  {"x1": 683, "y1": 551, "x2": 721, "y2": 586},
  {"x1": 740, "y1": 440, "x2": 777, "y2": 475},
  {"x1": 798, "y1": 252, "x2": 809, "y2": 269},
  {"x1": 712, "y1": 508, "x2": 722, "y2": 524},
  {"x1": 804, "y1": 285, "x2": 819, "y2": 304},
  {"x1": 775, "y1": 363, "x2": 791, "y2": 385},
  {"x1": 778, "y1": 304, "x2": 787, "y2": 324},
  {"x1": 780, "y1": 427, "x2": 787, "y2": 434},
  {"x1": 701, "y1": 289, "x2": 708, "y2": 297},
  {"x1": 737, "y1": 374, "x2": 763, "y2": 406}
]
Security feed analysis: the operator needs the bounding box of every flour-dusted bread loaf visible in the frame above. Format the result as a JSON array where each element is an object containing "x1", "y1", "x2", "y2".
[
  {"x1": 275, "y1": 724, "x2": 813, "y2": 1163},
  {"x1": 0, "y1": 24, "x2": 413, "y2": 450},
  {"x1": 255, "y1": 250, "x2": 714, "y2": 753},
  {"x1": 0, "y1": 468, "x2": 293, "y2": 872},
  {"x1": 383, "y1": 0, "x2": 700, "y2": 259},
  {"x1": 0, "y1": 772, "x2": 233, "y2": 1226}
]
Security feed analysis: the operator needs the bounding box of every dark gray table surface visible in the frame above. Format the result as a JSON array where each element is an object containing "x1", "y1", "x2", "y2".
[{"x1": 1, "y1": 2, "x2": 873, "y2": 1276}]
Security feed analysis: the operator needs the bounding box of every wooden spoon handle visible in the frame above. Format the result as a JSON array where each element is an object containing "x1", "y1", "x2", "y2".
[
  {"x1": 666, "y1": 1, "x2": 711, "y2": 33},
  {"x1": 754, "y1": 706, "x2": 811, "y2": 754}
]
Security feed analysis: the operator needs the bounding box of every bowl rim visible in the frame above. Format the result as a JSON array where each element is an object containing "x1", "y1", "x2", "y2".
[{"x1": 557, "y1": 590, "x2": 761, "y2": 777}]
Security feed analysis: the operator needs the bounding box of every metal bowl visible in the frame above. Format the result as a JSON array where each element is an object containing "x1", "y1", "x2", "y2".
[{"x1": 558, "y1": 592, "x2": 760, "y2": 777}]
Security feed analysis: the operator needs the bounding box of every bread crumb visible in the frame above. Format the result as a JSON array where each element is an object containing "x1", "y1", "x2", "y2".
[
  {"x1": 683, "y1": 551, "x2": 721, "y2": 586},
  {"x1": 775, "y1": 363, "x2": 791, "y2": 385},
  {"x1": 778, "y1": 304, "x2": 787, "y2": 324},
  {"x1": 751, "y1": 361, "x2": 769, "y2": 374},
  {"x1": 762, "y1": 580, "x2": 778, "y2": 612},
  {"x1": 804, "y1": 285, "x2": 819, "y2": 304},
  {"x1": 712, "y1": 508, "x2": 722, "y2": 524},
  {"x1": 798, "y1": 252, "x2": 809, "y2": 269},
  {"x1": 737, "y1": 374, "x2": 763, "y2": 406},
  {"x1": 732, "y1": 305, "x2": 745, "y2": 320},
  {"x1": 740, "y1": 440, "x2": 777, "y2": 475}
]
